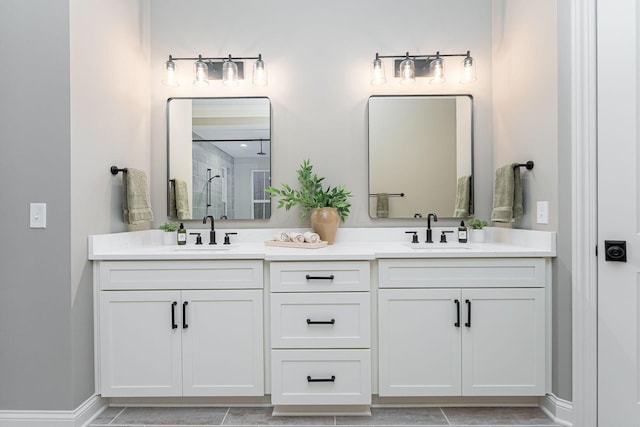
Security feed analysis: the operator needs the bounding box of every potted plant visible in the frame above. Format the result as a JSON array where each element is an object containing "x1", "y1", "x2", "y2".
[
  {"x1": 467, "y1": 218, "x2": 488, "y2": 243},
  {"x1": 159, "y1": 221, "x2": 180, "y2": 245},
  {"x1": 266, "y1": 159, "x2": 352, "y2": 244}
]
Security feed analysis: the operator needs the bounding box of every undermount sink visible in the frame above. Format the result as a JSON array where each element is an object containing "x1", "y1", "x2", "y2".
[
  {"x1": 171, "y1": 245, "x2": 232, "y2": 252},
  {"x1": 403, "y1": 243, "x2": 471, "y2": 250}
]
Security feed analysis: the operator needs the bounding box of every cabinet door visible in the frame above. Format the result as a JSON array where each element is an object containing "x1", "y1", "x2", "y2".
[
  {"x1": 182, "y1": 290, "x2": 264, "y2": 396},
  {"x1": 100, "y1": 290, "x2": 182, "y2": 397},
  {"x1": 461, "y1": 288, "x2": 545, "y2": 396},
  {"x1": 378, "y1": 289, "x2": 462, "y2": 396}
]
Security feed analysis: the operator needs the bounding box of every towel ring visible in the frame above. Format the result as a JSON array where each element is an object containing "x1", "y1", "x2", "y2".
[{"x1": 110, "y1": 166, "x2": 128, "y2": 175}]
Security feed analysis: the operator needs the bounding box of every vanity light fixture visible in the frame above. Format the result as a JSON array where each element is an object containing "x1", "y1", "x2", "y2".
[
  {"x1": 370, "y1": 50, "x2": 475, "y2": 86},
  {"x1": 161, "y1": 55, "x2": 179, "y2": 87},
  {"x1": 161, "y1": 53, "x2": 268, "y2": 87},
  {"x1": 370, "y1": 53, "x2": 387, "y2": 85}
]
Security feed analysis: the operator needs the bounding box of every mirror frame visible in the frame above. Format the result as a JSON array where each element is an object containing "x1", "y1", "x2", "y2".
[
  {"x1": 367, "y1": 94, "x2": 474, "y2": 219},
  {"x1": 166, "y1": 96, "x2": 272, "y2": 221}
]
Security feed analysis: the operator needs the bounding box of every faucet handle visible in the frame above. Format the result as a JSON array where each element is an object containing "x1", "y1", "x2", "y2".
[
  {"x1": 440, "y1": 230, "x2": 453, "y2": 243},
  {"x1": 189, "y1": 232, "x2": 202, "y2": 245},
  {"x1": 224, "y1": 232, "x2": 238, "y2": 245},
  {"x1": 405, "y1": 231, "x2": 419, "y2": 244}
]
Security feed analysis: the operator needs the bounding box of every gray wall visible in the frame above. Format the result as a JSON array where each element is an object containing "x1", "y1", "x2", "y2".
[
  {"x1": 554, "y1": 0, "x2": 573, "y2": 401},
  {"x1": 0, "y1": 0, "x2": 73, "y2": 410}
]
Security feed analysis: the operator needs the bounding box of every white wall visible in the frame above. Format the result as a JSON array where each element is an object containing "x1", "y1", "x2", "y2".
[
  {"x1": 492, "y1": 0, "x2": 558, "y2": 230},
  {"x1": 149, "y1": 0, "x2": 494, "y2": 229},
  {"x1": 70, "y1": 0, "x2": 151, "y2": 407}
]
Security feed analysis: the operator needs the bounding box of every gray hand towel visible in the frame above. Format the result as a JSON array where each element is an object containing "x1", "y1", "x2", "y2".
[
  {"x1": 490, "y1": 163, "x2": 523, "y2": 222},
  {"x1": 453, "y1": 175, "x2": 471, "y2": 218},
  {"x1": 170, "y1": 178, "x2": 191, "y2": 220},
  {"x1": 122, "y1": 168, "x2": 154, "y2": 225},
  {"x1": 376, "y1": 193, "x2": 389, "y2": 218}
]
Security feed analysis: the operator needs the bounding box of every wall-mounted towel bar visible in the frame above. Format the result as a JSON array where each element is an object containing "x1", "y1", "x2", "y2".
[
  {"x1": 370, "y1": 193, "x2": 405, "y2": 197},
  {"x1": 110, "y1": 166, "x2": 128, "y2": 175},
  {"x1": 513, "y1": 161, "x2": 534, "y2": 170}
]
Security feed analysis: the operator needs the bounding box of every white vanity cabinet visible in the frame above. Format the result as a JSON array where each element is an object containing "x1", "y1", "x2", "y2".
[
  {"x1": 378, "y1": 258, "x2": 547, "y2": 397},
  {"x1": 95, "y1": 260, "x2": 264, "y2": 397},
  {"x1": 269, "y1": 261, "x2": 372, "y2": 406}
]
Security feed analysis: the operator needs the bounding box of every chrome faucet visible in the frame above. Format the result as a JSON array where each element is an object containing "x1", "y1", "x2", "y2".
[
  {"x1": 426, "y1": 212, "x2": 438, "y2": 243},
  {"x1": 203, "y1": 215, "x2": 217, "y2": 245}
]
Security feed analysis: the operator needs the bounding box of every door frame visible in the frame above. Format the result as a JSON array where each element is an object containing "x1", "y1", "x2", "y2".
[{"x1": 571, "y1": 0, "x2": 598, "y2": 426}]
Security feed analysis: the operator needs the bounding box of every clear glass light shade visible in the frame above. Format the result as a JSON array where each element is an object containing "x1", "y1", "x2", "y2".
[
  {"x1": 370, "y1": 57, "x2": 386, "y2": 85},
  {"x1": 429, "y1": 57, "x2": 446, "y2": 85},
  {"x1": 162, "y1": 59, "x2": 179, "y2": 87},
  {"x1": 399, "y1": 57, "x2": 415, "y2": 85},
  {"x1": 460, "y1": 56, "x2": 477, "y2": 84},
  {"x1": 252, "y1": 57, "x2": 268, "y2": 86},
  {"x1": 193, "y1": 59, "x2": 209, "y2": 87},
  {"x1": 222, "y1": 60, "x2": 239, "y2": 87}
]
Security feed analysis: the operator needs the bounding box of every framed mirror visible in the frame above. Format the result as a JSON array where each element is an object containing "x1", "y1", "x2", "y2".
[
  {"x1": 167, "y1": 97, "x2": 271, "y2": 221},
  {"x1": 368, "y1": 95, "x2": 473, "y2": 219}
]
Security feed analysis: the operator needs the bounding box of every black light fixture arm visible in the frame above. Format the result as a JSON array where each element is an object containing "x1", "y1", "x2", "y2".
[
  {"x1": 167, "y1": 54, "x2": 262, "y2": 62},
  {"x1": 375, "y1": 50, "x2": 471, "y2": 60}
]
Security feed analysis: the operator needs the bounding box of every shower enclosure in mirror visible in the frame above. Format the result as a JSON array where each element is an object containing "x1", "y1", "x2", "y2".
[
  {"x1": 368, "y1": 95, "x2": 473, "y2": 219},
  {"x1": 167, "y1": 97, "x2": 271, "y2": 221}
]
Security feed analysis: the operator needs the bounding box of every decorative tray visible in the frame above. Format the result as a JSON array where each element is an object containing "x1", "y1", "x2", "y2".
[{"x1": 264, "y1": 240, "x2": 328, "y2": 249}]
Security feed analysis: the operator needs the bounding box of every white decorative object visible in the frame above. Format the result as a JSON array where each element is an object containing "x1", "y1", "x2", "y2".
[{"x1": 470, "y1": 228, "x2": 485, "y2": 243}]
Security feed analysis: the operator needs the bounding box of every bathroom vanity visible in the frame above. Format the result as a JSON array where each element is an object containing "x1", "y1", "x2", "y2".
[{"x1": 89, "y1": 227, "x2": 555, "y2": 412}]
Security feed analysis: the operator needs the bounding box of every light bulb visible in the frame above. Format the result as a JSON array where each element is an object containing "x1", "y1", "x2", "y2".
[
  {"x1": 193, "y1": 56, "x2": 209, "y2": 87},
  {"x1": 370, "y1": 54, "x2": 386, "y2": 85},
  {"x1": 161, "y1": 56, "x2": 179, "y2": 87},
  {"x1": 252, "y1": 54, "x2": 268, "y2": 86},
  {"x1": 223, "y1": 55, "x2": 239, "y2": 87},
  {"x1": 460, "y1": 54, "x2": 477, "y2": 84},
  {"x1": 429, "y1": 55, "x2": 446, "y2": 85},
  {"x1": 399, "y1": 54, "x2": 415, "y2": 85}
]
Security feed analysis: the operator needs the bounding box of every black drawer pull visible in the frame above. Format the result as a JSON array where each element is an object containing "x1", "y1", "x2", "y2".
[
  {"x1": 454, "y1": 299, "x2": 460, "y2": 327},
  {"x1": 306, "y1": 318, "x2": 336, "y2": 325},
  {"x1": 182, "y1": 301, "x2": 189, "y2": 329},
  {"x1": 465, "y1": 299, "x2": 471, "y2": 327},
  {"x1": 305, "y1": 274, "x2": 335, "y2": 281},
  {"x1": 171, "y1": 301, "x2": 178, "y2": 329},
  {"x1": 307, "y1": 375, "x2": 336, "y2": 382}
]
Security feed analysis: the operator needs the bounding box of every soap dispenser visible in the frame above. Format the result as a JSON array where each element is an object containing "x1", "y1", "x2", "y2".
[
  {"x1": 458, "y1": 221, "x2": 468, "y2": 243},
  {"x1": 177, "y1": 223, "x2": 187, "y2": 245}
]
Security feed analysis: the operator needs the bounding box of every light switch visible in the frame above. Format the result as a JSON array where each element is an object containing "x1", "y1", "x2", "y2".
[
  {"x1": 30, "y1": 203, "x2": 46, "y2": 228},
  {"x1": 536, "y1": 201, "x2": 549, "y2": 224}
]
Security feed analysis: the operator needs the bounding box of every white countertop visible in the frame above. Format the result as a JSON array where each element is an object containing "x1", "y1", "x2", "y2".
[{"x1": 88, "y1": 227, "x2": 556, "y2": 261}]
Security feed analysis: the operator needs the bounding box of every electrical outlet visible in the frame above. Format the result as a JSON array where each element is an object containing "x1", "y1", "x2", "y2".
[
  {"x1": 30, "y1": 203, "x2": 47, "y2": 228},
  {"x1": 536, "y1": 201, "x2": 549, "y2": 224}
]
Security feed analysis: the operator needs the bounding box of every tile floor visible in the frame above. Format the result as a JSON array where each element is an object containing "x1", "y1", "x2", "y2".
[{"x1": 89, "y1": 406, "x2": 562, "y2": 426}]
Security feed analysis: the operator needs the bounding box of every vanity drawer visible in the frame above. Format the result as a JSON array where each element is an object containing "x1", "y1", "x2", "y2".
[
  {"x1": 270, "y1": 261, "x2": 370, "y2": 292},
  {"x1": 271, "y1": 349, "x2": 371, "y2": 405},
  {"x1": 378, "y1": 258, "x2": 546, "y2": 288},
  {"x1": 271, "y1": 293, "x2": 370, "y2": 349},
  {"x1": 99, "y1": 260, "x2": 263, "y2": 290}
]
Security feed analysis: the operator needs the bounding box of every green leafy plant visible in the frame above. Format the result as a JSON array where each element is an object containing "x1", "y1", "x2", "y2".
[
  {"x1": 266, "y1": 159, "x2": 352, "y2": 222},
  {"x1": 467, "y1": 218, "x2": 488, "y2": 229},
  {"x1": 159, "y1": 221, "x2": 180, "y2": 232}
]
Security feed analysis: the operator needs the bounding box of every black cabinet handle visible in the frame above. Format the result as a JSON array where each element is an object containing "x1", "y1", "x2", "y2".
[
  {"x1": 465, "y1": 299, "x2": 471, "y2": 327},
  {"x1": 305, "y1": 274, "x2": 335, "y2": 281},
  {"x1": 182, "y1": 301, "x2": 189, "y2": 329},
  {"x1": 307, "y1": 375, "x2": 336, "y2": 382},
  {"x1": 454, "y1": 299, "x2": 460, "y2": 327},
  {"x1": 306, "y1": 318, "x2": 336, "y2": 325},
  {"x1": 171, "y1": 301, "x2": 178, "y2": 329}
]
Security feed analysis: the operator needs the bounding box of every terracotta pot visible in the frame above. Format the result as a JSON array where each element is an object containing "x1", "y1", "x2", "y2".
[{"x1": 310, "y1": 207, "x2": 340, "y2": 245}]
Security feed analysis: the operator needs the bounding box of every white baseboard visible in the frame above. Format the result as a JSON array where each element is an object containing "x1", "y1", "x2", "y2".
[
  {"x1": 539, "y1": 394, "x2": 573, "y2": 426},
  {"x1": 0, "y1": 395, "x2": 106, "y2": 427}
]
